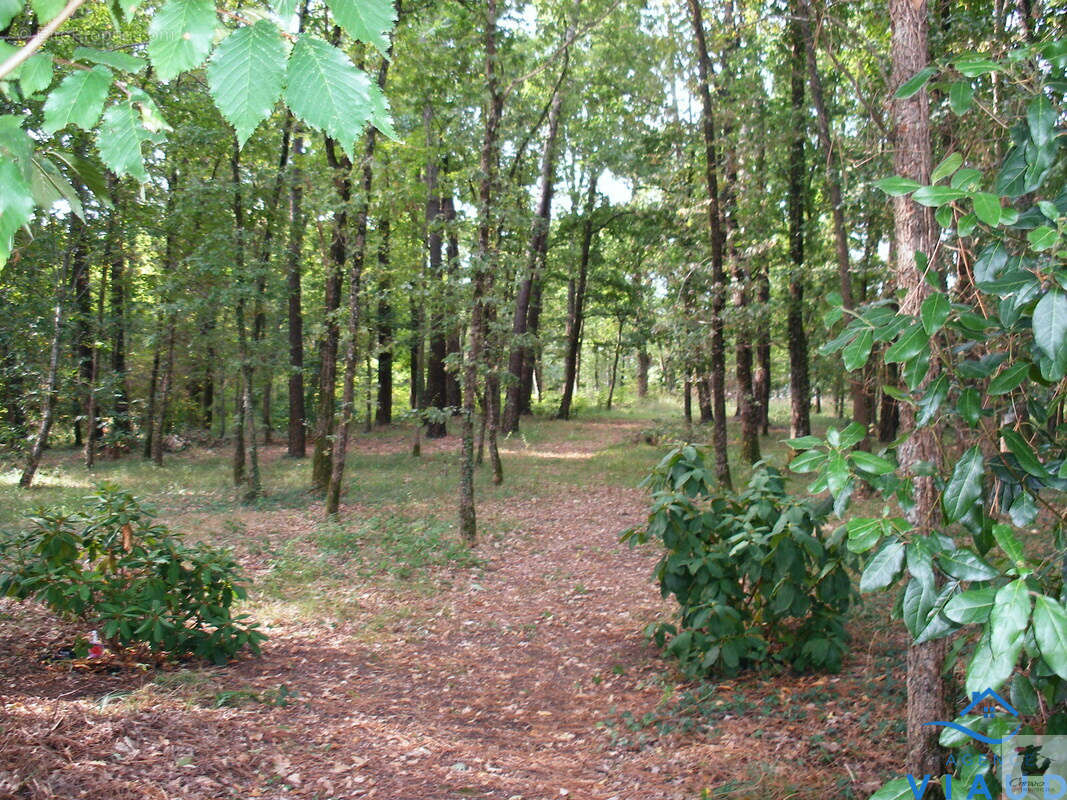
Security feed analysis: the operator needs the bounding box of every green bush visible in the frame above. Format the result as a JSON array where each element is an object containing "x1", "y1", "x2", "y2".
[
  {"x1": 623, "y1": 446, "x2": 855, "y2": 675},
  {"x1": 0, "y1": 485, "x2": 265, "y2": 663}
]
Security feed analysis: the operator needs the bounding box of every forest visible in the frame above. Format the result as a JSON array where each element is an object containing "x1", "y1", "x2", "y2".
[{"x1": 0, "y1": 0, "x2": 1065, "y2": 796}]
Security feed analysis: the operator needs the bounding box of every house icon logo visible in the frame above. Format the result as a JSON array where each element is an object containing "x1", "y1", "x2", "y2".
[{"x1": 922, "y1": 688, "x2": 1021, "y2": 745}]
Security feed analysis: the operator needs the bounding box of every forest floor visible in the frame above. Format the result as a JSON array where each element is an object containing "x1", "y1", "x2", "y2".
[{"x1": 0, "y1": 406, "x2": 909, "y2": 799}]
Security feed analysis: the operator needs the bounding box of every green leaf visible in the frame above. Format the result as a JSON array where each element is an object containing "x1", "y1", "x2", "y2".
[
  {"x1": 273, "y1": 0, "x2": 301, "y2": 16},
  {"x1": 43, "y1": 65, "x2": 113, "y2": 134},
  {"x1": 987, "y1": 363, "x2": 1031, "y2": 395},
  {"x1": 944, "y1": 586, "x2": 996, "y2": 624},
  {"x1": 29, "y1": 155, "x2": 84, "y2": 219},
  {"x1": 147, "y1": 0, "x2": 217, "y2": 82},
  {"x1": 1027, "y1": 95, "x2": 1056, "y2": 148},
  {"x1": 942, "y1": 446, "x2": 984, "y2": 523},
  {"x1": 95, "y1": 102, "x2": 150, "y2": 182},
  {"x1": 951, "y1": 168, "x2": 983, "y2": 192},
  {"x1": 788, "y1": 449, "x2": 825, "y2": 474},
  {"x1": 285, "y1": 35, "x2": 375, "y2": 160},
  {"x1": 825, "y1": 451, "x2": 849, "y2": 496},
  {"x1": 956, "y1": 213, "x2": 977, "y2": 237},
  {"x1": 874, "y1": 176, "x2": 920, "y2": 197},
  {"x1": 325, "y1": 0, "x2": 396, "y2": 56},
  {"x1": 957, "y1": 387, "x2": 982, "y2": 427},
  {"x1": 1001, "y1": 429, "x2": 1049, "y2": 479},
  {"x1": 965, "y1": 630, "x2": 1019, "y2": 695},
  {"x1": 895, "y1": 66, "x2": 937, "y2": 99},
  {"x1": 902, "y1": 577, "x2": 935, "y2": 638},
  {"x1": 884, "y1": 323, "x2": 928, "y2": 364},
  {"x1": 850, "y1": 451, "x2": 894, "y2": 476},
  {"x1": 1027, "y1": 225, "x2": 1059, "y2": 251},
  {"x1": 949, "y1": 81, "x2": 974, "y2": 114},
  {"x1": 73, "y1": 46, "x2": 148, "y2": 74},
  {"x1": 846, "y1": 518, "x2": 883, "y2": 554},
  {"x1": 1033, "y1": 290, "x2": 1067, "y2": 372},
  {"x1": 19, "y1": 54, "x2": 52, "y2": 96},
  {"x1": 971, "y1": 192, "x2": 1001, "y2": 226},
  {"x1": 207, "y1": 21, "x2": 287, "y2": 148},
  {"x1": 860, "y1": 540, "x2": 905, "y2": 593},
  {"x1": 990, "y1": 578, "x2": 1031, "y2": 658},
  {"x1": 991, "y1": 523, "x2": 1028, "y2": 572},
  {"x1": 0, "y1": 0, "x2": 21, "y2": 29},
  {"x1": 931, "y1": 153, "x2": 963, "y2": 184},
  {"x1": 787, "y1": 435, "x2": 823, "y2": 449},
  {"x1": 940, "y1": 547, "x2": 999, "y2": 582},
  {"x1": 0, "y1": 156, "x2": 34, "y2": 262},
  {"x1": 912, "y1": 186, "x2": 966, "y2": 207},
  {"x1": 837, "y1": 422, "x2": 867, "y2": 449},
  {"x1": 842, "y1": 328, "x2": 873, "y2": 370},
  {"x1": 1033, "y1": 595, "x2": 1067, "y2": 680},
  {"x1": 868, "y1": 778, "x2": 918, "y2": 800},
  {"x1": 935, "y1": 203, "x2": 953, "y2": 229},
  {"x1": 920, "y1": 293, "x2": 949, "y2": 335},
  {"x1": 1039, "y1": 200, "x2": 1060, "y2": 221},
  {"x1": 916, "y1": 373, "x2": 947, "y2": 427},
  {"x1": 995, "y1": 145, "x2": 1030, "y2": 198},
  {"x1": 954, "y1": 55, "x2": 1001, "y2": 77},
  {"x1": 31, "y1": 0, "x2": 65, "y2": 23}
]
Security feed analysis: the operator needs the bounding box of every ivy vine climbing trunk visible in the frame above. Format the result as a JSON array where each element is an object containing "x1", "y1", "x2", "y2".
[{"x1": 890, "y1": 0, "x2": 947, "y2": 784}]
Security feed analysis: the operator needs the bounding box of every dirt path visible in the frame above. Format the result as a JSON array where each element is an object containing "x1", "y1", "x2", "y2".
[{"x1": 0, "y1": 419, "x2": 903, "y2": 799}]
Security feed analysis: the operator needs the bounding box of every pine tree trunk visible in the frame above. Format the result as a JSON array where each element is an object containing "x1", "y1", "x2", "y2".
[
  {"x1": 637, "y1": 347, "x2": 650, "y2": 398},
  {"x1": 687, "y1": 0, "x2": 731, "y2": 488},
  {"x1": 556, "y1": 174, "x2": 598, "y2": 421},
  {"x1": 144, "y1": 331, "x2": 160, "y2": 460},
  {"x1": 376, "y1": 217, "x2": 393, "y2": 426},
  {"x1": 151, "y1": 319, "x2": 175, "y2": 467},
  {"x1": 890, "y1": 0, "x2": 947, "y2": 784},
  {"x1": 424, "y1": 110, "x2": 448, "y2": 439},
  {"x1": 444, "y1": 198, "x2": 463, "y2": 411},
  {"x1": 287, "y1": 134, "x2": 307, "y2": 457},
  {"x1": 232, "y1": 140, "x2": 261, "y2": 501},
  {"x1": 787, "y1": 5, "x2": 812, "y2": 441},
  {"x1": 697, "y1": 377, "x2": 712, "y2": 424}
]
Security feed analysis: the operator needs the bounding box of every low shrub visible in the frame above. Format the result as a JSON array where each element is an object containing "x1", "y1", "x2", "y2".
[
  {"x1": 0, "y1": 484, "x2": 264, "y2": 663},
  {"x1": 623, "y1": 445, "x2": 855, "y2": 675}
]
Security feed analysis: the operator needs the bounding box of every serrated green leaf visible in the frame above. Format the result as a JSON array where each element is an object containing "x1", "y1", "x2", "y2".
[
  {"x1": 942, "y1": 446, "x2": 984, "y2": 523},
  {"x1": 1034, "y1": 595, "x2": 1067, "y2": 680},
  {"x1": 207, "y1": 21, "x2": 287, "y2": 148},
  {"x1": 19, "y1": 54, "x2": 52, "y2": 96},
  {"x1": 921, "y1": 293, "x2": 949, "y2": 335},
  {"x1": 1028, "y1": 95, "x2": 1056, "y2": 148},
  {"x1": 73, "y1": 46, "x2": 148, "y2": 74},
  {"x1": 147, "y1": 0, "x2": 217, "y2": 82},
  {"x1": 987, "y1": 362, "x2": 1031, "y2": 395},
  {"x1": 895, "y1": 66, "x2": 937, "y2": 99},
  {"x1": 325, "y1": 0, "x2": 396, "y2": 56},
  {"x1": 43, "y1": 65, "x2": 113, "y2": 133},
  {"x1": 884, "y1": 322, "x2": 928, "y2": 364},
  {"x1": 971, "y1": 192, "x2": 1001, "y2": 226},
  {"x1": 949, "y1": 80, "x2": 974, "y2": 114},
  {"x1": 860, "y1": 540, "x2": 905, "y2": 593},
  {"x1": 0, "y1": 0, "x2": 21, "y2": 29},
  {"x1": 945, "y1": 586, "x2": 996, "y2": 624},
  {"x1": 1001, "y1": 429, "x2": 1049, "y2": 479},
  {"x1": 95, "y1": 101, "x2": 149, "y2": 182},
  {"x1": 0, "y1": 156, "x2": 33, "y2": 262},
  {"x1": 285, "y1": 35, "x2": 374, "y2": 159},
  {"x1": 874, "y1": 175, "x2": 921, "y2": 197},
  {"x1": 931, "y1": 153, "x2": 963, "y2": 184},
  {"x1": 991, "y1": 578, "x2": 1031, "y2": 657},
  {"x1": 31, "y1": 0, "x2": 65, "y2": 23},
  {"x1": 912, "y1": 185, "x2": 967, "y2": 207},
  {"x1": 29, "y1": 155, "x2": 83, "y2": 219},
  {"x1": 1033, "y1": 290, "x2": 1067, "y2": 373},
  {"x1": 273, "y1": 0, "x2": 300, "y2": 17}
]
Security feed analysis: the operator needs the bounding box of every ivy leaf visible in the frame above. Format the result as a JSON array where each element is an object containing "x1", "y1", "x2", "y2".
[
  {"x1": 874, "y1": 176, "x2": 920, "y2": 197},
  {"x1": 971, "y1": 192, "x2": 1001, "y2": 226},
  {"x1": 860, "y1": 540, "x2": 905, "y2": 593},
  {"x1": 931, "y1": 153, "x2": 963, "y2": 184},
  {"x1": 987, "y1": 362, "x2": 1031, "y2": 395},
  {"x1": 884, "y1": 323, "x2": 928, "y2": 365},
  {"x1": 944, "y1": 586, "x2": 996, "y2": 624},
  {"x1": 942, "y1": 446, "x2": 984, "y2": 523},
  {"x1": 95, "y1": 102, "x2": 150, "y2": 182},
  {"x1": 990, "y1": 579, "x2": 1031, "y2": 658},
  {"x1": 895, "y1": 66, "x2": 937, "y2": 99},
  {"x1": 921, "y1": 293, "x2": 949, "y2": 335},
  {"x1": 0, "y1": 156, "x2": 34, "y2": 262},
  {"x1": 148, "y1": 0, "x2": 217, "y2": 82},
  {"x1": 949, "y1": 81, "x2": 974, "y2": 114},
  {"x1": 325, "y1": 0, "x2": 396, "y2": 57},
  {"x1": 1000, "y1": 429, "x2": 1049, "y2": 479},
  {"x1": 207, "y1": 21, "x2": 288, "y2": 148},
  {"x1": 1033, "y1": 290, "x2": 1067, "y2": 374},
  {"x1": 1027, "y1": 95, "x2": 1056, "y2": 148},
  {"x1": 912, "y1": 186, "x2": 966, "y2": 207},
  {"x1": 1033, "y1": 596, "x2": 1067, "y2": 680},
  {"x1": 285, "y1": 35, "x2": 374, "y2": 160},
  {"x1": 43, "y1": 65, "x2": 113, "y2": 134}
]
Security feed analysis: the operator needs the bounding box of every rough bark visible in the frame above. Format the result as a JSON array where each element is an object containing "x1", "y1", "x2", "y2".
[
  {"x1": 787, "y1": 6, "x2": 811, "y2": 441},
  {"x1": 287, "y1": 133, "x2": 307, "y2": 457},
  {"x1": 424, "y1": 107, "x2": 448, "y2": 439},
  {"x1": 890, "y1": 0, "x2": 947, "y2": 784},
  {"x1": 687, "y1": 0, "x2": 731, "y2": 487},
  {"x1": 636, "y1": 348, "x2": 650, "y2": 398}
]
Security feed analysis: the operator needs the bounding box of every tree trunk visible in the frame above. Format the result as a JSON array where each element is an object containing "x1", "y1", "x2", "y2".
[
  {"x1": 687, "y1": 0, "x2": 731, "y2": 488},
  {"x1": 376, "y1": 217, "x2": 393, "y2": 426},
  {"x1": 637, "y1": 347, "x2": 650, "y2": 398},
  {"x1": 890, "y1": 0, "x2": 947, "y2": 784},
  {"x1": 144, "y1": 330, "x2": 160, "y2": 460},
  {"x1": 287, "y1": 133, "x2": 307, "y2": 457},
  {"x1": 444, "y1": 197, "x2": 463, "y2": 411},
  {"x1": 605, "y1": 317, "x2": 623, "y2": 411},
  {"x1": 327, "y1": 57, "x2": 389, "y2": 517},
  {"x1": 556, "y1": 173, "x2": 598, "y2": 421},
  {"x1": 424, "y1": 107, "x2": 448, "y2": 439},
  {"x1": 71, "y1": 209, "x2": 91, "y2": 450},
  {"x1": 683, "y1": 378, "x2": 692, "y2": 427},
  {"x1": 504, "y1": 72, "x2": 566, "y2": 434},
  {"x1": 106, "y1": 177, "x2": 129, "y2": 437},
  {"x1": 150, "y1": 319, "x2": 175, "y2": 467},
  {"x1": 696, "y1": 377, "x2": 712, "y2": 424},
  {"x1": 787, "y1": 5, "x2": 812, "y2": 441}
]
